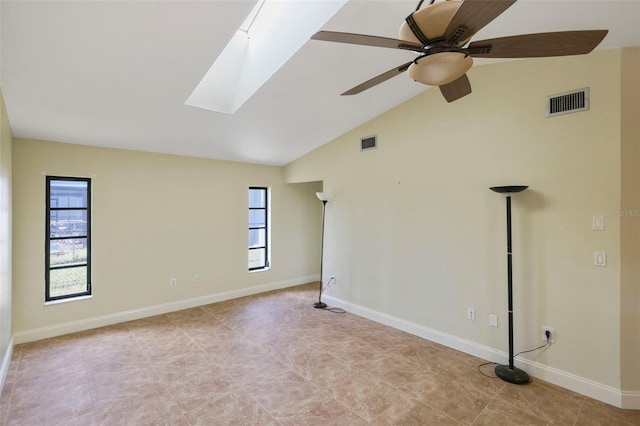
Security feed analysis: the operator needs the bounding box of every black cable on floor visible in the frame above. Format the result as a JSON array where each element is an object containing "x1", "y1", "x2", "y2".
[
  {"x1": 476, "y1": 341, "x2": 550, "y2": 378},
  {"x1": 320, "y1": 306, "x2": 346, "y2": 314},
  {"x1": 477, "y1": 361, "x2": 498, "y2": 378}
]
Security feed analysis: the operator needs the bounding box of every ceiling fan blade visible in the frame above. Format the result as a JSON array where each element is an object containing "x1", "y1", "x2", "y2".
[
  {"x1": 342, "y1": 61, "x2": 414, "y2": 96},
  {"x1": 444, "y1": 0, "x2": 517, "y2": 42},
  {"x1": 468, "y1": 30, "x2": 608, "y2": 58},
  {"x1": 439, "y1": 74, "x2": 472, "y2": 103},
  {"x1": 312, "y1": 31, "x2": 423, "y2": 53}
]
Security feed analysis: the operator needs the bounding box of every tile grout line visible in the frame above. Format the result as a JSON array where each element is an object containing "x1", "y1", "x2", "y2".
[
  {"x1": 78, "y1": 336, "x2": 98, "y2": 425},
  {"x1": 572, "y1": 396, "x2": 587, "y2": 426},
  {"x1": 131, "y1": 315, "x2": 205, "y2": 425},
  {"x1": 209, "y1": 301, "x2": 370, "y2": 424},
  {"x1": 416, "y1": 367, "x2": 474, "y2": 425},
  {"x1": 169, "y1": 310, "x2": 283, "y2": 425},
  {"x1": 469, "y1": 391, "x2": 502, "y2": 425}
]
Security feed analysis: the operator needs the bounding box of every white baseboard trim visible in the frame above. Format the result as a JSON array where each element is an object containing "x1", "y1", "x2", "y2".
[
  {"x1": 323, "y1": 294, "x2": 639, "y2": 410},
  {"x1": 0, "y1": 338, "x2": 14, "y2": 391},
  {"x1": 14, "y1": 275, "x2": 318, "y2": 345}
]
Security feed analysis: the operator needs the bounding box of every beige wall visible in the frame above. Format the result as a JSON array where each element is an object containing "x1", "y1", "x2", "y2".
[
  {"x1": 0, "y1": 88, "x2": 13, "y2": 380},
  {"x1": 285, "y1": 49, "x2": 629, "y2": 391},
  {"x1": 13, "y1": 139, "x2": 321, "y2": 335},
  {"x1": 620, "y1": 47, "x2": 640, "y2": 394}
]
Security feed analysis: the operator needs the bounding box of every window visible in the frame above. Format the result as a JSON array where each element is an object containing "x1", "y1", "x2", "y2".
[
  {"x1": 248, "y1": 187, "x2": 269, "y2": 271},
  {"x1": 45, "y1": 176, "x2": 91, "y2": 301}
]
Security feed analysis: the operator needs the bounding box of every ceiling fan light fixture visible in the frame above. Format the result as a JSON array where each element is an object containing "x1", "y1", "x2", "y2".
[
  {"x1": 408, "y1": 52, "x2": 472, "y2": 86},
  {"x1": 314, "y1": 0, "x2": 609, "y2": 101}
]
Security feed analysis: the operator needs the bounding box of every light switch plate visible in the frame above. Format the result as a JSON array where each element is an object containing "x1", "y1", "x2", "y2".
[
  {"x1": 594, "y1": 251, "x2": 607, "y2": 267},
  {"x1": 592, "y1": 216, "x2": 604, "y2": 230},
  {"x1": 489, "y1": 314, "x2": 498, "y2": 328}
]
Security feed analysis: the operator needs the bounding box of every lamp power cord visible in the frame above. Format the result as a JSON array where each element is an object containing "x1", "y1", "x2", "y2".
[
  {"x1": 316, "y1": 277, "x2": 345, "y2": 314},
  {"x1": 477, "y1": 330, "x2": 551, "y2": 378}
]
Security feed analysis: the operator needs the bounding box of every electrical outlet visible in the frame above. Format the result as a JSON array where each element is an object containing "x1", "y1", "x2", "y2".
[
  {"x1": 467, "y1": 308, "x2": 476, "y2": 321},
  {"x1": 170, "y1": 278, "x2": 177, "y2": 287},
  {"x1": 542, "y1": 326, "x2": 555, "y2": 343}
]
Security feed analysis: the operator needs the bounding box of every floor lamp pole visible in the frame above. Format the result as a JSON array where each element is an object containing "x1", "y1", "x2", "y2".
[
  {"x1": 490, "y1": 185, "x2": 529, "y2": 384},
  {"x1": 506, "y1": 194, "x2": 515, "y2": 370},
  {"x1": 313, "y1": 199, "x2": 328, "y2": 309}
]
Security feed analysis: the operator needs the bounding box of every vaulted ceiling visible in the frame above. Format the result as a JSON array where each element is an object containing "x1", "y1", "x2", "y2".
[{"x1": 2, "y1": 0, "x2": 639, "y2": 165}]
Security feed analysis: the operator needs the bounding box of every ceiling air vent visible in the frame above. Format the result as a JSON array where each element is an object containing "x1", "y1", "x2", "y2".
[
  {"x1": 361, "y1": 135, "x2": 377, "y2": 151},
  {"x1": 546, "y1": 87, "x2": 589, "y2": 117}
]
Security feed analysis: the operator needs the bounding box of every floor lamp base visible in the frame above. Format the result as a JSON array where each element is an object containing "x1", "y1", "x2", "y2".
[
  {"x1": 312, "y1": 302, "x2": 327, "y2": 309},
  {"x1": 495, "y1": 365, "x2": 530, "y2": 384}
]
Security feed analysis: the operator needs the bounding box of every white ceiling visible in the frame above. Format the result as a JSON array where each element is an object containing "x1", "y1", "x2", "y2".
[{"x1": 2, "y1": 0, "x2": 639, "y2": 166}]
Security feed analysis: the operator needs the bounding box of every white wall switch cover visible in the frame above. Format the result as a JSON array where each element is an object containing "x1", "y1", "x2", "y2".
[
  {"x1": 489, "y1": 314, "x2": 498, "y2": 328},
  {"x1": 594, "y1": 251, "x2": 607, "y2": 266},
  {"x1": 592, "y1": 216, "x2": 604, "y2": 230}
]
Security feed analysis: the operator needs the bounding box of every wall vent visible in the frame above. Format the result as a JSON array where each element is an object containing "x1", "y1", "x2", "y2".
[
  {"x1": 361, "y1": 135, "x2": 377, "y2": 151},
  {"x1": 546, "y1": 87, "x2": 589, "y2": 117}
]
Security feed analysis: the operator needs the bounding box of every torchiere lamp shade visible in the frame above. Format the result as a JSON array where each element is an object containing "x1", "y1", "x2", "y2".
[
  {"x1": 316, "y1": 192, "x2": 333, "y2": 202},
  {"x1": 490, "y1": 185, "x2": 528, "y2": 194}
]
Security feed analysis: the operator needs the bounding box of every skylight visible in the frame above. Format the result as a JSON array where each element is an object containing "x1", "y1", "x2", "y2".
[
  {"x1": 239, "y1": 0, "x2": 265, "y2": 33},
  {"x1": 185, "y1": 0, "x2": 346, "y2": 115}
]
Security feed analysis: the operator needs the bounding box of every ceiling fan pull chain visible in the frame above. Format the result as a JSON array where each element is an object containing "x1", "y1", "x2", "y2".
[{"x1": 405, "y1": 13, "x2": 431, "y2": 46}]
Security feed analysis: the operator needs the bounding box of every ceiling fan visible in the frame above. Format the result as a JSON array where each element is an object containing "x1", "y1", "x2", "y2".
[{"x1": 311, "y1": 0, "x2": 608, "y2": 102}]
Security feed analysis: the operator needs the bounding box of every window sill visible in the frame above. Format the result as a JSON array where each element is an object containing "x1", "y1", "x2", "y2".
[
  {"x1": 44, "y1": 295, "x2": 93, "y2": 306},
  {"x1": 249, "y1": 267, "x2": 271, "y2": 274}
]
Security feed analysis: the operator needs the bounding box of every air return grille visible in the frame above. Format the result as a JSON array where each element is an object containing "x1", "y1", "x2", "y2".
[
  {"x1": 361, "y1": 135, "x2": 377, "y2": 151},
  {"x1": 546, "y1": 88, "x2": 589, "y2": 117}
]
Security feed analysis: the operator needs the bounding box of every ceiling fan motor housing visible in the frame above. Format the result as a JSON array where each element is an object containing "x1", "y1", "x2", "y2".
[
  {"x1": 399, "y1": 0, "x2": 464, "y2": 44},
  {"x1": 400, "y1": 0, "x2": 473, "y2": 86}
]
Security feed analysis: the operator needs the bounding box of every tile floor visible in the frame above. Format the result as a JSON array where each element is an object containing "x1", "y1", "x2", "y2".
[{"x1": 1, "y1": 283, "x2": 638, "y2": 425}]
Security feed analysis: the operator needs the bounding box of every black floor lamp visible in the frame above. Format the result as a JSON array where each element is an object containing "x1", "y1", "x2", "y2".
[
  {"x1": 490, "y1": 185, "x2": 530, "y2": 384},
  {"x1": 313, "y1": 192, "x2": 331, "y2": 309}
]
